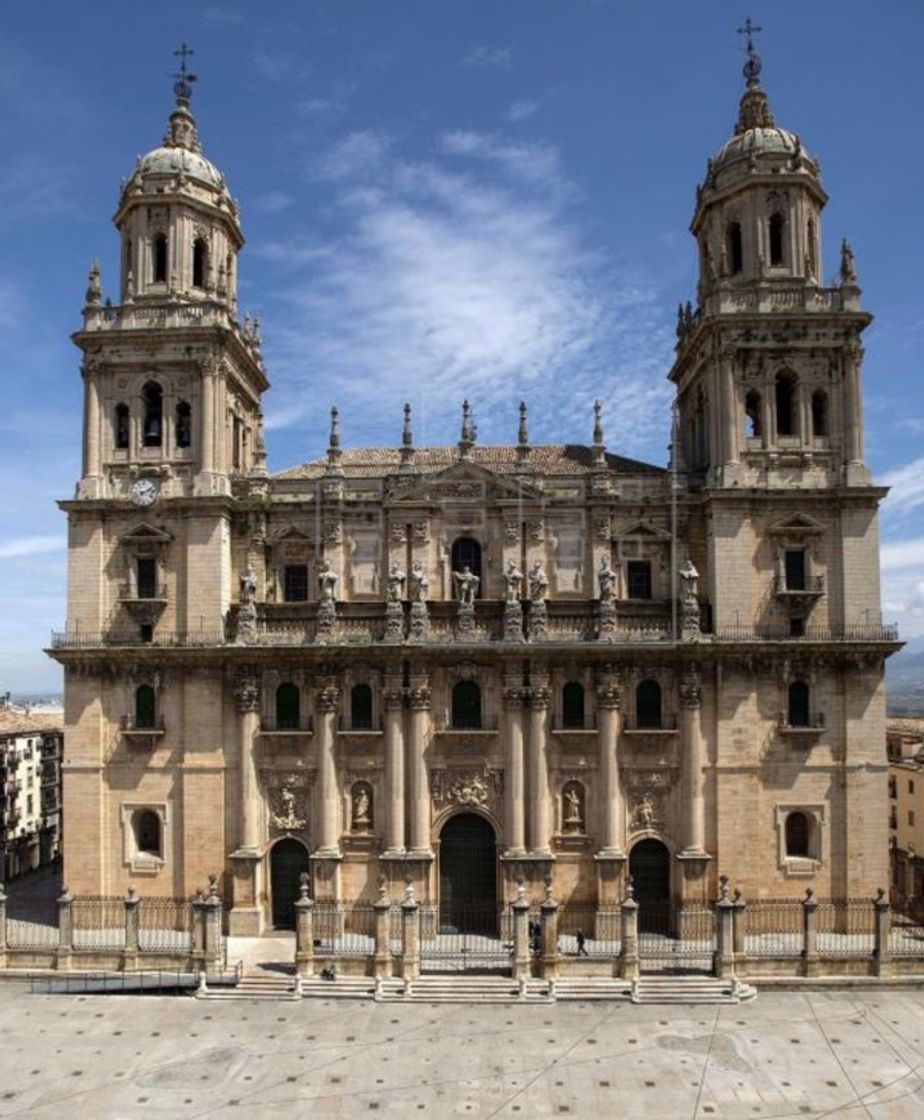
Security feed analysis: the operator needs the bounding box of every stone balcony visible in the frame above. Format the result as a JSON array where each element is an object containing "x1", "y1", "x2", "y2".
[{"x1": 80, "y1": 298, "x2": 260, "y2": 356}]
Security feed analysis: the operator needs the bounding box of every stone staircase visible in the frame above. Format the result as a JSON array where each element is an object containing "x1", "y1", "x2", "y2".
[
  {"x1": 632, "y1": 975, "x2": 757, "y2": 1004},
  {"x1": 197, "y1": 972, "x2": 299, "y2": 1001}
]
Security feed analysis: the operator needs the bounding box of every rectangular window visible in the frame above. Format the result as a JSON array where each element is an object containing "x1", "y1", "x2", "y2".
[
  {"x1": 910, "y1": 810, "x2": 916, "y2": 827},
  {"x1": 137, "y1": 557, "x2": 157, "y2": 599},
  {"x1": 890, "y1": 808, "x2": 898, "y2": 829},
  {"x1": 911, "y1": 779, "x2": 916, "y2": 794},
  {"x1": 284, "y1": 565, "x2": 309, "y2": 602},
  {"x1": 139, "y1": 623, "x2": 153, "y2": 644},
  {"x1": 232, "y1": 416, "x2": 242, "y2": 471},
  {"x1": 784, "y1": 549, "x2": 807, "y2": 591},
  {"x1": 626, "y1": 560, "x2": 652, "y2": 600},
  {"x1": 890, "y1": 776, "x2": 897, "y2": 799}
]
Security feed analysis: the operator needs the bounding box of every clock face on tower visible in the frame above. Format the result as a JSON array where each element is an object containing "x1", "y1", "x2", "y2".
[{"x1": 130, "y1": 478, "x2": 159, "y2": 507}]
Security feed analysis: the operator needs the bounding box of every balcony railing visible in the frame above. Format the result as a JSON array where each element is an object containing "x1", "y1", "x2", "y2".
[
  {"x1": 118, "y1": 583, "x2": 168, "y2": 602},
  {"x1": 622, "y1": 715, "x2": 680, "y2": 734},
  {"x1": 551, "y1": 714, "x2": 597, "y2": 732},
  {"x1": 779, "y1": 713, "x2": 826, "y2": 734},
  {"x1": 773, "y1": 575, "x2": 825, "y2": 597},
  {"x1": 338, "y1": 716, "x2": 383, "y2": 734},
  {"x1": 434, "y1": 714, "x2": 500, "y2": 733},
  {"x1": 51, "y1": 629, "x2": 226, "y2": 649},
  {"x1": 714, "y1": 623, "x2": 898, "y2": 643},
  {"x1": 120, "y1": 714, "x2": 165, "y2": 735},
  {"x1": 260, "y1": 716, "x2": 314, "y2": 735}
]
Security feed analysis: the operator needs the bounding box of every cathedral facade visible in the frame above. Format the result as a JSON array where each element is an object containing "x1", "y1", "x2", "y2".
[{"x1": 52, "y1": 45, "x2": 898, "y2": 935}]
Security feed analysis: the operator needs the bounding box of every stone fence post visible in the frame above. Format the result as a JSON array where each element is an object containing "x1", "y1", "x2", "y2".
[
  {"x1": 714, "y1": 876, "x2": 736, "y2": 980},
  {"x1": 294, "y1": 873, "x2": 316, "y2": 978},
  {"x1": 56, "y1": 886, "x2": 73, "y2": 971},
  {"x1": 192, "y1": 889, "x2": 208, "y2": 970},
  {"x1": 204, "y1": 874, "x2": 224, "y2": 973},
  {"x1": 540, "y1": 884, "x2": 560, "y2": 983},
  {"x1": 0, "y1": 882, "x2": 7, "y2": 966},
  {"x1": 400, "y1": 879, "x2": 420, "y2": 984},
  {"x1": 373, "y1": 880, "x2": 392, "y2": 981},
  {"x1": 511, "y1": 883, "x2": 530, "y2": 983},
  {"x1": 874, "y1": 888, "x2": 892, "y2": 979},
  {"x1": 801, "y1": 888, "x2": 820, "y2": 978},
  {"x1": 618, "y1": 881, "x2": 640, "y2": 982},
  {"x1": 732, "y1": 887, "x2": 746, "y2": 965},
  {"x1": 123, "y1": 886, "x2": 140, "y2": 970}
]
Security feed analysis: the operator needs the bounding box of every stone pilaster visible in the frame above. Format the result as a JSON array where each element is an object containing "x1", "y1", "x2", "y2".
[
  {"x1": 679, "y1": 666, "x2": 708, "y2": 857},
  {"x1": 229, "y1": 669, "x2": 264, "y2": 934},
  {"x1": 407, "y1": 675, "x2": 432, "y2": 855},
  {"x1": 383, "y1": 673, "x2": 406, "y2": 855},
  {"x1": 595, "y1": 675, "x2": 624, "y2": 857},
  {"x1": 503, "y1": 682, "x2": 527, "y2": 855},
  {"x1": 315, "y1": 679, "x2": 342, "y2": 855},
  {"x1": 527, "y1": 674, "x2": 552, "y2": 855}
]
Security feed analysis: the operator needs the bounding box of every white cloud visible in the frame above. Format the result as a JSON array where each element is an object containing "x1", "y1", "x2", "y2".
[
  {"x1": 254, "y1": 190, "x2": 295, "y2": 214},
  {"x1": 882, "y1": 537, "x2": 924, "y2": 571},
  {"x1": 506, "y1": 99, "x2": 540, "y2": 123},
  {"x1": 0, "y1": 535, "x2": 64, "y2": 560},
  {"x1": 257, "y1": 128, "x2": 674, "y2": 457},
  {"x1": 462, "y1": 45, "x2": 512, "y2": 69},
  {"x1": 882, "y1": 456, "x2": 924, "y2": 517}
]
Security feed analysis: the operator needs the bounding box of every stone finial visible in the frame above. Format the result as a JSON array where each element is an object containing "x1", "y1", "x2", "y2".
[
  {"x1": 840, "y1": 238, "x2": 858, "y2": 285},
  {"x1": 544, "y1": 873, "x2": 554, "y2": 904},
  {"x1": 251, "y1": 315, "x2": 262, "y2": 351},
  {"x1": 376, "y1": 872, "x2": 388, "y2": 902},
  {"x1": 516, "y1": 877, "x2": 527, "y2": 904},
  {"x1": 208, "y1": 873, "x2": 219, "y2": 899},
  {"x1": 85, "y1": 261, "x2": 101, "y2": 307},
  {"x1": 624, "y1": 876, "x2": 635, "y2": 902},
  {"x1": 458, "y1": 399, "x2": 476, "y2": 460},
  {"x1": 516, "y1": 401, "x2": 531, "y2": 466},
  {"x1": 718, "y1": 874, "x2": 729, "y2": 901},
  {"x1": 734, "y1": 21, "x2": 775, "y2": 134},
  {"x1": 299, "y1": 871, "x2": 311, "y2": 901},
  {"x1": 326, "y1": 406, "x2": 343, "y2": 474},
  {"x1": 124, "y1": 269, "x2": 135, "y2": 304},
  {"x1": 399, "y1": 402, "x2": 415, "y2": 472},
  {"x1": 592, "y1": 399, "x2": 606, "y2": 468},
  {"x1": 404, "y1": 873, "x2": 415, "y2": 905}
]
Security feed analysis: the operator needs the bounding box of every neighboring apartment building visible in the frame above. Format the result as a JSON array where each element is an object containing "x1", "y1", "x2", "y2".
[
  {"x1": 888, "y1": 717, "x2": 924, "y2": 913},
  {"x1": 0, "y1": 697, "x2": 63, "y2": 881}
]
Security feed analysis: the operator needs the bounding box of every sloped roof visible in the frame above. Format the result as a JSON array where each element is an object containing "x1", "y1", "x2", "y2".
[
  {"x1": 0, "y1": 707, "x2": 63, "y2": 736},
  {"x1": 273, "y1": 444, "x2": 664, "y2": 482}
]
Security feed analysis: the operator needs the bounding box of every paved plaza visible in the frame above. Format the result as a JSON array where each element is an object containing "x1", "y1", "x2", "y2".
[{"x1": 0, "y1": 982, "x2": 924, "y2": 1117}]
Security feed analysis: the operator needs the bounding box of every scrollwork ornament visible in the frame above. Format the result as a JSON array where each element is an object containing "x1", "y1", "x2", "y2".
[
  {"x1": 234, "y1": 672, "x2": 260, "y2": 714},
  {"x1": 407, "y1": 685, "x2": 431, "y2": 711},
  {"x1": 679, "y1": 667, "x2": 702, "y2": 709},
  {"x1": 316, "y1": 685, "x2": 341, "y2": 713},
  {"x1": 595, "y1": 682, "x2": 622, "y2": 710}
]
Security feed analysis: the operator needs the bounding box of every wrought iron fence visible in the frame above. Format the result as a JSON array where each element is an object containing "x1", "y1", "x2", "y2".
[
  {"x1": 889, "y1": 911, "x2": 924, "y2": 957},
  {"x1": 637, "y1": 903, "x2": 716, "y2": 973},
  {"x1": 72, "y1": 897, "x2": 126, "y2": 950},
  {"x1": 5, "y1": 898, "x2": 58, "y2": 949},
  {"x1": 815, "y1": 900, "x2": 876, "y2": 957},
  {"x1": 138, "y1": 898, "x2": 194, "y2": 953},
  {"x1": 419, "y1": 903, "x2": 511, "y2": 973},
  {"x1": 743, "y1": 899, "x2": 804, "y2": 958},
  {"x1": 557, "y1": 904, "x2": 621, "y2": 958},
  {"x1": 313, "y1": 902, "x2": 378, "y2": 958}
]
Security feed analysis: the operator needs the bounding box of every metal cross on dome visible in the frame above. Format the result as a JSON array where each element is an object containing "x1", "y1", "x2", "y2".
[
  {"x1": 736, "y1": 18, "x2": 762, "y2": 52},
  {"x1": 171, "y1": 42, "x2": 198, "y2": 102},
  {"x1": 736, "y1": 18, "x2": 763, "y2": 86}
]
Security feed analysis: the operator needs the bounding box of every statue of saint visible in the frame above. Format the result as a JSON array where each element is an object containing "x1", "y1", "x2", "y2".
[
  {"x1": 386, "y1": 562, "x2": 405, "y2": 603},
  {"x1": 317, "y1": 559, "x2": 338, "y2": 601},
  {"x1": 564, "y1": 784, "x2": 583, "y2": 825},
  {"x1": 598, "y1": 555, "x2": 616, "y2": 602},
  {"x1": 528, "y1": 560, "x2": 548, "y2": 602},
  {"x1": 408, "y1": 560, "x2": 429, "y2": 603},
  {"x1": 352, "y1": 785, "x2": 371, "y2": 827},
  {"x1": 239, "y1": 566, "x2": 257, "y2": 604},
  {"x1": 503, "y1": 559, "x2": 523, "y2": 604},
  {"x1": 453, "y1": 565, "x2": 480, "y2": 604},
  {"x1": 679, "y1": 559, "x2": 699, "y2": 606}
]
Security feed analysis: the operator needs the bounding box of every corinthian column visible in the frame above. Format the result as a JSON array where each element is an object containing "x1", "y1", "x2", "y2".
[
  {"x1": 528, "y1": 673, "x2": 552, "y2": 855},
  {"x1": 83, "y1": 360, "x2": 102, "y2": 480},
  {"x1": 407, "y1": 674, "x2": 432, "y2": 855},
  {"x1": 234, "y1": 670, "x2": 261, "y2": 852},
  {"x1": 315, "y1": 680, "x2": 341, "y2": 855},
  {"x1": 502, "y1": 681, "x2": 526, "y2": 855},
  {"x1": 383, "y1": 670, "x2": 406, "y2": 855},
  {"x1": 680, "y1": 666, "x2": 707, "y2": 855},
  {"x1": 595, "y1": 676, "x2": 624, "y2": 856}
]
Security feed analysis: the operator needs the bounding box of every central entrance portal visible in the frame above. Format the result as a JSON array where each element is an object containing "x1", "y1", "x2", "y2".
[
  {"x1": 423, "y1": 812, "x2": 507, "y2": 973},
  {"x1": 629, "y1": 838, "x2": 671, "y2": 932},
  {"x1": 270, "y1": 838, "x2": 310, "y2": 930}
]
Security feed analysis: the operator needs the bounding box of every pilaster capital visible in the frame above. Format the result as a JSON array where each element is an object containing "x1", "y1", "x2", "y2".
[
  {"x1": 316, "y1": 685, "x2": 341, "y2": 713},
  {"x1": 384, "y1": 687, "x2": 405, "y2": 711},
  {"x1": 528, "y1": 686, "x2": 551, "y2": 711},
  {"x1": 679, "y1": 667, "x2": 702, "y2": 710},
  {"x1": 234, "y1": 670, "x2": 260, "y2": 714},
  {"x1": 595, "y1": 682, "x2": 623, "y2": 710},
  {"x1": 407, "y1": 685, "x2": 431, "y2": 711},
  {"x1": 502, "y1": 687, "x2": 525, "y2": 710}
]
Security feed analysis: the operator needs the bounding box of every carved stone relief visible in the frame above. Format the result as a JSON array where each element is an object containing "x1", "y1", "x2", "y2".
[{"x1": 431, "y1": 767, "x2": 503, "y2": 807}]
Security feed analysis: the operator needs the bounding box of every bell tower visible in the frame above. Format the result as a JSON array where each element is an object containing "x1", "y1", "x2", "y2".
[
  {"x1": 73, "y1": 45, "x2": 267, "y2": 505},
  {"x1": 670, "y1": 24, "x2": 871, "y2": 492}
]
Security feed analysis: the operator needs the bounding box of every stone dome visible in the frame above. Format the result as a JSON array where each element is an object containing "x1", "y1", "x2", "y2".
[
  {"x1": 713, "y1": 125, "x2": 803, "y2": 171},
  {"x1": 136, "y1": 145, "x2": 224, "y2": 190}
]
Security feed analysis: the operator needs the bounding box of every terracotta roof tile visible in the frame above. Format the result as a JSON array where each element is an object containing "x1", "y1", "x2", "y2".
[{"x1": 0, "y1": 707, "x2": 63, "y2": 736}]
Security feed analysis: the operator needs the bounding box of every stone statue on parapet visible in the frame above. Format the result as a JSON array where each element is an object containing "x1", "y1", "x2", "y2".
[
  {"x1": 528, "y1": 560, "x2": 548, "y2": 602},
  {"x1": 386, "y1": 562, "x2": 405, "y2": 602},
  {"x1": 318, "y1": 559, "x2": 338, "y2": 601},
  {"x1": 408, "y1": 560, "x2": 429, "y2": 603},
  {"x1": 598, "y1": 555, "x2": 616, "y2": 602},
  {"x1": 503, "y1": 559, "x2": 523, "y2": 603},
  {"x1": 453, "y1": 565, "x2": 480, "y2": 604}
]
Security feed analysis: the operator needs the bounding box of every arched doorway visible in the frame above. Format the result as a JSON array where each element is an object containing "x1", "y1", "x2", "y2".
[
  {"x1": 629, "y1": 838, "x2": 671, "y2": 933},
  {"x1": 270, "y1": 838, "x2": 310, "y2": 930},
  {"x1": 438, "y1": 813, "x2": 497, "y2": 933}
]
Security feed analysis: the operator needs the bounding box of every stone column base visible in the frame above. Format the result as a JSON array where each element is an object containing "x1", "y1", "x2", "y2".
[{"x1": 229, "y1": 849, "x2": 264, "y2": 935}]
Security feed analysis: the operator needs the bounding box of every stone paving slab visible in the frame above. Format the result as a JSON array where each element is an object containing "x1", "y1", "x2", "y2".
[{"x1": 1, "y1": 981, "x2": 924, "y2": 1117}]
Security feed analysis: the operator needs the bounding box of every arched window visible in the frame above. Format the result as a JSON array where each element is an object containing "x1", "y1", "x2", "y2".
[
  {"x1": 768, "y1": 212, "x2": 785, "y2": 267},
  {"x1": 561, "y1": 682, "x2": 585, "y2": 729},
  {"x1": 124, "y1": 237, "x2": 133, "y2": 277},
  {"x1": 275, "y1": 683, "x2": 300, "y2": 730},
  {"x1": 142, "y1": 381, "x2": 163, "y2": 448},
  {"x1": 636, "y1": 680, "x2": 662, "y2": 730},
  {"x1": 811, "y1": 390, "x2": 828, "y2": 438},
  {"x1": 787, "y1": 681, "x2": 810, "y2": 728},
  {"x1": 135, "y1": 810, "x2": 162, "y2": 857},
  {"x1": 135, "y1": 685, "x2": 156, "y2": 730},
  {"x1": 451, "y1": 537, "x2": 482, "y2": 594},
  {"x1": 806, "y1": 218, "x2": 818, "y2": 278},
  {"x1": 744, "y1": 390, "x2": 762, "y2": 439},
  {"x1": 192, "y1": 238, "x2": 208, "y2": 289},
  {"x1": 775, "y1": 372, "x2": 797, "y2": 438},
  {"x1": 350, "y1": 683, "x2": 373, "y2": 730},
  {"x1": 785, "y1": 811, "x2": 810, "y2": 858},
  {"x1": 115, "y1": 403, "x2": 130, "y2": 449},
  {"x1": 152, "y1": 233, "x2": 168, "y2": 284},
  {"x1": 176, "y1": 401, "x2": 192, "y2": 449},
  {"x1": 452, "y1": 680, "x2": 481, "y2": 729},
  {"x1": 726, "y1": 221, "x2": 743, "y2": 275}
]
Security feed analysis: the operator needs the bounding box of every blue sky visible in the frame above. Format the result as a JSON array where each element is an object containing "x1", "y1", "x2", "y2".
[{"x1": 2, "y1": 1, "x2": 923, "y2": 691}]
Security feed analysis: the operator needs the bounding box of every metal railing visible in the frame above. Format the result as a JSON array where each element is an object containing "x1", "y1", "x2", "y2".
[
  {"x1": 118, "y1": 583, "x2": 168, "y2": 601},
  {"x1": 714, "y1": 623, "x2": 899, "y2": 642},
  {"x1": 138, "y1": 897, "x2": 194, "y2": 953},
  {"x1": 51, "y1": 630, "x2": 227, "y2": 649},
  {"x1": 72, "y1": 897, "x2": 127, "y2": 950}
]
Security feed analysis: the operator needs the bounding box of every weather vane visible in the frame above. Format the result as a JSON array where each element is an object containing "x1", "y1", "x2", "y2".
[
  {"x1": 171, "y1": 42, "x2": 198, "y2": 103},
  {"x1": 736, "y1": 18, "x2": 763, "y2": 86}
]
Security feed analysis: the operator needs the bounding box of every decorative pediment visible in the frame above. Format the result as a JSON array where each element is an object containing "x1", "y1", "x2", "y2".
[
  {"x1": 119, "y1": 522, "x2": 173, "y2": 546},
  {"x1": 387, "y1": 461, "x2": 544, "y2": 506},
  {"x1": 614, "y1": 520, "x2": 671, "y2": 542},
  {"x1": 268, "y1": 525, "x2": 314, "y2": 543},
  {"x1": 769, "y1": 514, "x2": 824, "y2": 536}
]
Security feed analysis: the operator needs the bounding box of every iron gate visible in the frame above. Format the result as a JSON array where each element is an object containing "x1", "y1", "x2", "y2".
[
  {"x1": 420, "y1": 903, "x2": 512, "y2": 973},
  {"x1": 637, "y1": 903, "x2": 716, "y2": 973}
]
